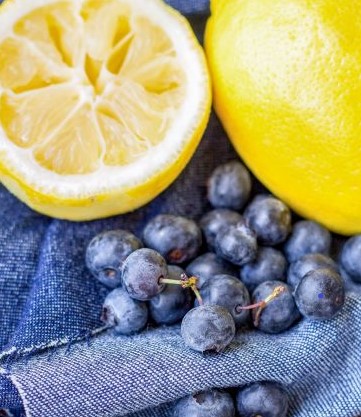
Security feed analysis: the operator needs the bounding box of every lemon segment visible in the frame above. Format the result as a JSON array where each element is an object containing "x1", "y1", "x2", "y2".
[
  {"x1": 0, "y1": 86, "x2": 80, "y2": 148},
  {"x1": 13, "y1": 2, "x2": 84, "y2": 68},
  {"x1": 0, "y1": 0, "x2": 211, "y2": 220},
  {"x1": 33, "y1": 103, "x2": 103, "y2": 175},
  {"x1": 0, "y1": 36, "x2": 72, "y2": 92}
]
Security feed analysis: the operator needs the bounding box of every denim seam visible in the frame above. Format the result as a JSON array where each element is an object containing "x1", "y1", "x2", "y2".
[{"x1": 0, "y1": 326, "x2": 108, "y2": 364}]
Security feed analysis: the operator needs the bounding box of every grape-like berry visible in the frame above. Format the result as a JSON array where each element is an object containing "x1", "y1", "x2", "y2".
[{"x1": 122, "y1": 248, "x2": 167, "y2": 300}]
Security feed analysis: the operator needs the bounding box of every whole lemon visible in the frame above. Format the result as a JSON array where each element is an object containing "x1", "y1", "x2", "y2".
[{"x1": 205, "y1": 0, "x2": 361, "y2": 235}]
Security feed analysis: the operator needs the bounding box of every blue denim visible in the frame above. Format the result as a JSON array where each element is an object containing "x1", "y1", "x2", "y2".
[{"x1": 0, "y1": 1, "x2": 360, "y2": 416}]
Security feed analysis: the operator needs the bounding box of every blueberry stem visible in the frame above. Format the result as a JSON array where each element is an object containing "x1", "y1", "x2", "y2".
[
  {"x1": 191, "y1": 285, "x2": 203, "y2": 306},
  {"x1": 236, "y1": 301, "x2": 266, "y2": 311},
  {"x1": 235, "y1": 285, "x2": 286, "y2": 326},
  {"x1": 159, "y1": 274, "x2": 203, "y2": 305},
  {"x1": 159, "y1": 278, "x2": 184, "y2": 285}
]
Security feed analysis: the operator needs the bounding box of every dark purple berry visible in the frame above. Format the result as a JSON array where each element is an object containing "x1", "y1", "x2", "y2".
[
  {"x1": 340, "y1": 235, "x2": 361, "y2": 283},
  {"x1": 236, "y1": 382, "x2": 288, "y2": 417},
  {"x1": 244, "y1": 195, "x2": 291, "y2": 245},
  {"x1": 101, "y1": 288, "x2": 148, "y2": 335},
  {"x1": 149, "y1": 266, "x2": 193, "y2": 325},
  {"x1": 215, "y1": 222, "x2": 257, "y2": 266},
  {"x1": 284, "y1": 220, "x2": 331, "y2": 262},
  {"x1": 143, "y1": 215, "x2": 202, "y2": 264},
  {"x1": 198, "y1": 274, "x2": 250, "y2": 327},
  {"x1": 186, "y1": 252, "x2": 236, "y2": 290},
  {"x1": 122, "y1": 248, "x2": 167, "y2": 300},
  {"x1": 85, "y1": 230, "x2": 143, "y2": 288},
  {"x1": 287, "y1": 253, "x2": 338, "y2": 289},
  {"x1": 294, "y1": 268, "x2": 345, "y2": 320},
  {"x1": 174, "y1": 390, "x2": 235, "y2": 417},
  {"x1": 240, "y1": 247, "x2": 287, "y2": 292},
  {"x1": 200, "y1": 209, "x2": 243, "y2": 251},
  {"x1": 181, "y1": 305, "x2": 235, "y2": 353},
  {"x1": 252, "y1": 281, "x2": 300, "y2": 333},
  {"x1": 207, "y1": 160, "x2": 251, "y2": 211}
]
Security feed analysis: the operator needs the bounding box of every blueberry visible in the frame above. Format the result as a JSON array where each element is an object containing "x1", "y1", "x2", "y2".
[
  {"x1": 340, "y1": 235, "x2": 361, "y2": 283},
  {"x1": 198, "y1": 274, "x2": 250, "y2": 327},
  {"x1": 200, "y1": 209, "x2": 243, "y2": 251},
  {"x1": 174, "y1": 390, "x2": 235, "y2": 417},
  {"x1": 236, "y1": 382, "x2": 288, "y2": 417},
  {"x1": 143, "y1": 215, "x2": 202, "y2": 264},
  {"x1": 252, "y1": 281, "x2": 300, "y2": 333},
  {"x1": 122, "y1": 248, "x2": 167, "y2": 300},
  {"x1": 149, "y1": 266, "x2": 193, "y2": 325},
  {"x1": 85, "y1": 230, "x2": 143, "y2": 288},
  {"x1": 181, "y1": 305, "x2": 236, "y2": 353},
  {"x1": 186, "y1": 252, "x2": 236, "y2": 290},
  {"x1": 240, "y1": 247, "x2": 287, "y2": 292},
  {"x1": 287, "y1": 253, "x2": 338, "y2": 289},
  {"x1": 294, "y1": 268, "x2": 345, "y2": 320},
  {"x1": 207, "y1": 160, "x2": 251, "y2": 211},
  {"x1": 284, "y1": 220, "x2": 331, "y2": 262},
  {"x1": 244, "y1": 195, "x2": 291, "y2": 245},
  {"x1": 215, "y1": 222, "x2": 257, "y2": 266},
  {"x1": 101, "y1": 288, "x2": 148, "y2": 335}
]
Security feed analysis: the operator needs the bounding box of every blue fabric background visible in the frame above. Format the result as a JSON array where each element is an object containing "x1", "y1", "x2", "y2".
[{"x1": 0, "y1": 1, "x2": 360, "y2": 416}]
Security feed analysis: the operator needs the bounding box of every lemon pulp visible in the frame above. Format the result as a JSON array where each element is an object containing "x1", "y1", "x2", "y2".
[{"x1": 0, "y1": 0, "x2": 211, "y2": 219}]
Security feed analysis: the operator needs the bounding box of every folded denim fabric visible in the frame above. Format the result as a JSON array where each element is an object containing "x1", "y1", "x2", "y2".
[
  {"x1": 0, "y1": 1, "x2": 361, "y2": 416},
  {"x1": 2, "y1": 295, "x2": 361, "y2": 417}
]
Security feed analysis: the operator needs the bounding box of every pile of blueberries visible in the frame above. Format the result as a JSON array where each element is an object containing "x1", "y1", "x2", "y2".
[{"x1": 85, "y1": 160, "x2": 360, "y2": 417}]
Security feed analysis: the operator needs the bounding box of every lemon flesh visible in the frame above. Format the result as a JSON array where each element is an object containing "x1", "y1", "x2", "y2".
[
  {"x1": 206, "y1": 0, "x2": 361, "y2": 235},
  {"x1": 0, "y1": 0, "x2": 211, "y2": 220}
]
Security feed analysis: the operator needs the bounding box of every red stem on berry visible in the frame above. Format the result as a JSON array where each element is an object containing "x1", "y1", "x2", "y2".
[
  {"x1": 235, "y1": 285, "x2": 286, "y2": 327},
  {"x1": 159, "y1": 273, "x2": 203, "y2": 305}
]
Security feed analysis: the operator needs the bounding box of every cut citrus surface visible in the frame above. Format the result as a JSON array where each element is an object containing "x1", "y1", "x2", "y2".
[{"x1": 0, "y1": 0, "x2": 211, "y2": 220}]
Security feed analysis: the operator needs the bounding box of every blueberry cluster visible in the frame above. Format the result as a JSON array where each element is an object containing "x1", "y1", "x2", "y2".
[
  {"x1": 85, "y1": 160, "x2": 360, "y2": 416},
  {"x1": 173, "y1": 382, "x2": 288, "y2": 417}
]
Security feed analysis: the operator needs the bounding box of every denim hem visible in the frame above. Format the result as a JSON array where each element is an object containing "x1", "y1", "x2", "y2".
[{"x1": 0, "y1": 326, "x2": 108, "y2": 365}]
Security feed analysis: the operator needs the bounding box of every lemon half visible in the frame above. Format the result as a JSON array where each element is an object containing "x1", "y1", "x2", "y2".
[{"x1": 0, "y1": 0, "x2": 211, "y2": 220}]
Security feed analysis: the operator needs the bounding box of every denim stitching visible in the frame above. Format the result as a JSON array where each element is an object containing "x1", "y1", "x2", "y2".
[{"x1": 0, "y1": 327, "x2": 108, "y2": 365}]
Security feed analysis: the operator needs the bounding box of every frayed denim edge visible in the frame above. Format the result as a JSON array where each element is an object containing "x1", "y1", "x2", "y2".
[{"x1": 0, "y1": 326, "x2": 109, "y2": 365}]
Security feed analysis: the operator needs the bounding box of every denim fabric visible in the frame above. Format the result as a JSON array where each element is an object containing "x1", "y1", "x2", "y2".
[
  {"x1": 165, "y1": 0, "x2": 209, "y2": 14},
  {"x1": 4, "y1": 296, "x2": 361, "y2": 417},
  {"x1": 0, "y1": 0, "x2": 361, "y2": 416}
]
